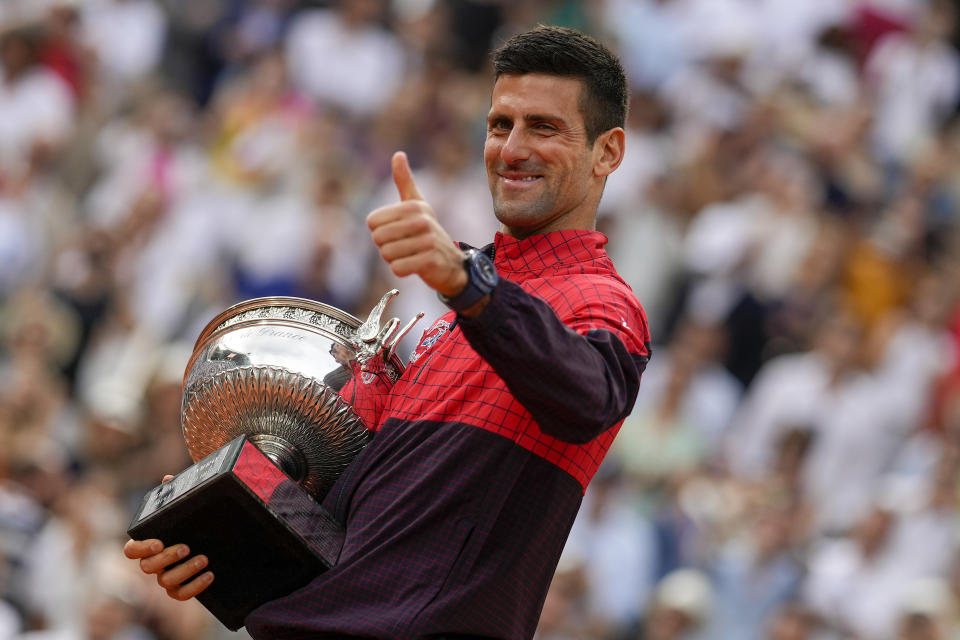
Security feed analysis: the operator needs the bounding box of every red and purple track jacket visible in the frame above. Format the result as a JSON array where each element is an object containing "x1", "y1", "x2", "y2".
[{"x1": 245, "y1": 229, "x2": 652, "y2": 639}]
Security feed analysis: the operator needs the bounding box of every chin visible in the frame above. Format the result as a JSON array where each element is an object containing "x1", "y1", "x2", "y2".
[
  {"x1": 494, "y1": 201, "x2": 550, "y2": 227},
  {"x1": 494, "y1": 213, "x2": 543, "y2": 234}
]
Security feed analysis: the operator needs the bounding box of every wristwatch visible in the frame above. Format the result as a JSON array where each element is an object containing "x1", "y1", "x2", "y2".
[{"x1": 439, "y1": 248, "x2": 499, "y2": 313}]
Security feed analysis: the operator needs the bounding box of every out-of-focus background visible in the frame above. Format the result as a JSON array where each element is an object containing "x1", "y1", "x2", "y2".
[{"x1": 0, "y1": 0, "x2": 959, "y2": 638}]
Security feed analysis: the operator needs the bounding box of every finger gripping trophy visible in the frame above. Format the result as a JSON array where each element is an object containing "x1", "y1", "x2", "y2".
[{"x1": 127, "y1": 291, "x2": 422, "y2": 630}]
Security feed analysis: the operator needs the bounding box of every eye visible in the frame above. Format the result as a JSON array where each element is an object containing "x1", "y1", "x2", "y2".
[
  {"x1": 533, "y1": 122, "x2": 558, "y2": 134},
  {"x1": 488, "y1": 118, "x2": 511, "y2": 134}
]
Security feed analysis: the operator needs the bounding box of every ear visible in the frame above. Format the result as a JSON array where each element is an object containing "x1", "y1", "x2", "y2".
[{"x1": 592, "y1": 127, "x2": 625, "y2": 179}]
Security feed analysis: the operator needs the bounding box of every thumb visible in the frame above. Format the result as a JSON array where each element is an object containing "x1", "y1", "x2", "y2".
[{"x1": 392, "y1": 151, "x2": 423, "y2": 202}]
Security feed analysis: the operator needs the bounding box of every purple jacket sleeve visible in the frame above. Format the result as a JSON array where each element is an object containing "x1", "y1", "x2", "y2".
[{"x1": 457, "y1": 278, "x2": 650, "y2": 444}]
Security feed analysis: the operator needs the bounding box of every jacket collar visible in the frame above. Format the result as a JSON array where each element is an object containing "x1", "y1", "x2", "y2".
[{"x1": 484, "y1": 229, "x2": 609, "y2": 274}]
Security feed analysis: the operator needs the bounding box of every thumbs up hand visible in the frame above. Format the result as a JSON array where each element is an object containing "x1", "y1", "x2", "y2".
[{"x1": 367, "y1": 151, "x2": 468, "y2": 298}]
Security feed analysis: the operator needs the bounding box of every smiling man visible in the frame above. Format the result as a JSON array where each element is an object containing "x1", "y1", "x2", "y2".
[
  {"x1": 485, "y1": 73, "x2": 617, "y2": 236},
  {"x1": 125, "y1": 25, "x2": 651, "y2": 639}
]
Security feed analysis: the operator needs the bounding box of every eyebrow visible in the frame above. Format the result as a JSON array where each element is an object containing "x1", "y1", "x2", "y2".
[
  {"x1": 488, "y1": 112, "x2": 568, "y2": 125},
  {"x1": 525, "y1": 112, "x2": 565, "y2": 122}
]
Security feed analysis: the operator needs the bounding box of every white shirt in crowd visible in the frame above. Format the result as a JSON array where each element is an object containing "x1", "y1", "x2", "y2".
[
  {"x1": 82, "y1": 0, "x2": 167, "y2": 85},
  {"x1": 0, "y1": 67, "x2": 73, "y2": 178},
  {"x1": 285, "y1": 8, "x2": 405, "y2": 119},
  {"x1": 866, "y1": 30, "x2": 960, "y2": 161}
]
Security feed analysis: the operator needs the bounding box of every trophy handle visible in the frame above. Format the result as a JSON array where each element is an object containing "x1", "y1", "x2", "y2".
[
  {"x1": 387, "y1": 312, "x2": 425, "y2": 360},
  {"x1": 355, "y1": 289, "x2": 399, "y2": 344},
  {"x1": 352, "y1": 290, "x2": 423, "y2": 365}
]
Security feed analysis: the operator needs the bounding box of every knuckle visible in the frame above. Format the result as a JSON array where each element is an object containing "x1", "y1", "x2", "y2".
[
  {"x1": 168, "y1": 588, "x2": 190, "y2": 602},
  {"x1": 366, "y1": 207, "x2": 386, "y2": 228},
  {"x1": 411, "y1": 213, "x2": 431, "y2": 231},
  {"x1": 141, "y1": 557, "x2": 165, "y2": 574},
  {"x1": 386, "y1": 246, "x2": 406, "y2": 263}
]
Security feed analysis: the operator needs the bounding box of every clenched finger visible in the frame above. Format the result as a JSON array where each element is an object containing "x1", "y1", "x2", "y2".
[
  {"x1": 378, "y1": 235, "x2": 438, "y2": 262},
  {"x1": 157, "y1": 554, "x2": 209, "y2": 590},
  {"x1": 166, "y1": 571, "x2": 215, "y2": 601},
  {"x1": 367, "y1": 201, "x2": 432, "y2": 231},
  {"x1": 370, "y1": 215, "x2": 433, "y2": 247},
  {"x1": 387, "y1": 253, "x2": 458, "y2": 280},
  {"x1": 124, "y1": 538, "x2": 164, "y2": 559},
  {"x1": 139, "y1": 543, "x2": 191, "y2": 574}
]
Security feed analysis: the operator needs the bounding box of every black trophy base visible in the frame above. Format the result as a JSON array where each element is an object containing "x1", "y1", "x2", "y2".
[{"x1": 127, "y1": 435, "x2": 344, "y2": 630}]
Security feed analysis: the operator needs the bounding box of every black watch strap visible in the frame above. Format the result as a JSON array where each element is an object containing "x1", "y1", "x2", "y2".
[{"x1": 439, "y1": 249, "x2": 499, "y2": 313}]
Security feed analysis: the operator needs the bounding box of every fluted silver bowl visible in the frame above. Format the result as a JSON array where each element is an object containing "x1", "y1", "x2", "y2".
[{"x1": 181, "y1": 296, "x2": 406, "y2": 502}]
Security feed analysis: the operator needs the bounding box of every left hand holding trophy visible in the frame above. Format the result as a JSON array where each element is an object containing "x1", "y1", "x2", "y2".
[{"x1": 126, "y1": 291, "x2": 421, "y2": 630}]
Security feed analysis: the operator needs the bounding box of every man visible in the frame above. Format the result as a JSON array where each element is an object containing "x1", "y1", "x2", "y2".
[{"x1": 125, "y1": 25, "x2": 652, "y2": 639}]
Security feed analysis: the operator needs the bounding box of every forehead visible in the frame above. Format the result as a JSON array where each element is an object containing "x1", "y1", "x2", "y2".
[{"x1": 489, "y1": 73, "x2": 585, "y2": 121}]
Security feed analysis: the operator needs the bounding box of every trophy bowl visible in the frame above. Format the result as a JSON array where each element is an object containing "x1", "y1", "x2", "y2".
[{"x1": 181, "y1": 295, "x2": 405, "y2": 501}]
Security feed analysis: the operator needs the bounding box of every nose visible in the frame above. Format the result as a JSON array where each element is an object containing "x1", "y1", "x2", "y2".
[{"x1": 499, "y1": 127, "x2": 531, "y2": 166}]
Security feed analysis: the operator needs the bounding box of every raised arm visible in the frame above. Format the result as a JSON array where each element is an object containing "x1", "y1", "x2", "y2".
[{"x1": 368, "y1": 151, "x2": 650, "y2": 443}]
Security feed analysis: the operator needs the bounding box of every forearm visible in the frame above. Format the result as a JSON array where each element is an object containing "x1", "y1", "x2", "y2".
[{"x1": 457, "y1": 278, "x2": 649, "y2": 443}]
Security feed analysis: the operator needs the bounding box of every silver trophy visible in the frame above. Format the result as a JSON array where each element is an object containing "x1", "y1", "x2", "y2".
[{"x1": 128, "y1": 291, "x2": 422, "y2": 630}]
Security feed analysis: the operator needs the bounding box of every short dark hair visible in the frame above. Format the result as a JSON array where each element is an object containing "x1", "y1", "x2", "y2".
[{"x1": 491, "y1": 25, "x2": 628, "y2": 143}]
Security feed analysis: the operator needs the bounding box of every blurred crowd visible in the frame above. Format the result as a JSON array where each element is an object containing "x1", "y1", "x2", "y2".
[{"x1": 0, "y1": 0, "x2": 958, "y2": 639}]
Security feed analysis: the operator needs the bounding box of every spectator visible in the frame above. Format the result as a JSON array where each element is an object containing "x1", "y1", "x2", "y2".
[
  {"x1": 81, "y1": 0, "x2": 166, "y2": 95},
  {"x1": 284, "y1": 0, "x2": 406, "y2": 120},
  {"x1": 638, "y1": 569, "x2": 713, "y2": 640},
  {"x1": 707, "y1": 502, "x2": 805, "y2": 638},
  {"x1": 0, "y1": 25, "x2": 73, "y2": 196},
  {"x1": 865, "y1": 0, "x2": 960, "y2": 163},
  {"x1": 723, "y1": 308, "x2": 865, "y2": 482},
  {"x1": 564, "y1": 463, "x2": 658, "y2": 637}
]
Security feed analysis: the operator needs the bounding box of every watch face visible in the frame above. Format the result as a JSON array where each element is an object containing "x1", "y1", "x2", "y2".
[{"x1": 474, "y1": 255, "x2": 498, "y2": 288}]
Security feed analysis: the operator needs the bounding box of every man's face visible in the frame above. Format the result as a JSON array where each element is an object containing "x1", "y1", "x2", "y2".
[{"x1": 484, "y1": 73, "x2": 601, "y2": 238}]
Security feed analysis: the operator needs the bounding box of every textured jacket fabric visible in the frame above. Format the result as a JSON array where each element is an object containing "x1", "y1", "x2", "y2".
[{"x1": 245, "y1": 229, "x2": 652, "y2": 639}]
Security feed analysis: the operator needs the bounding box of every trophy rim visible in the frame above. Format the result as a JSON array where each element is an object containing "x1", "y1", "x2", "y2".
[
  {"x1": 193, "y1": 296, "x2": 364, "y2": 348},
  {"x1": 184, "y1": 295, "x2": 408, "y2": 387}
]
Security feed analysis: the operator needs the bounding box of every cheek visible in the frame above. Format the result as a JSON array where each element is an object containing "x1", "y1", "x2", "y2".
[
  {"x1": 545, "y1": 143, "x2": 585, "y2": 171},
  {"x1": 483, "y1": 140, "x2": 500, "y2": 167}
]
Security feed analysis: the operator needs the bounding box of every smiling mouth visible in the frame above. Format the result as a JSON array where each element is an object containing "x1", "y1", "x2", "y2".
[{"x1": 500, "y1": 174, "x2": 542, "y2": 185}]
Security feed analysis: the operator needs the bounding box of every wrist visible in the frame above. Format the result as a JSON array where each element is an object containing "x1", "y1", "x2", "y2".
[
  {"x1": 438, "y1": 266, "x2": 469, "y2": 300},
  {"x1": 457, "y1": 294, "x2": 491, "y2": 318},
  {"x1": 438, "y1": 249, "x2": 498, "y2": 314}
]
